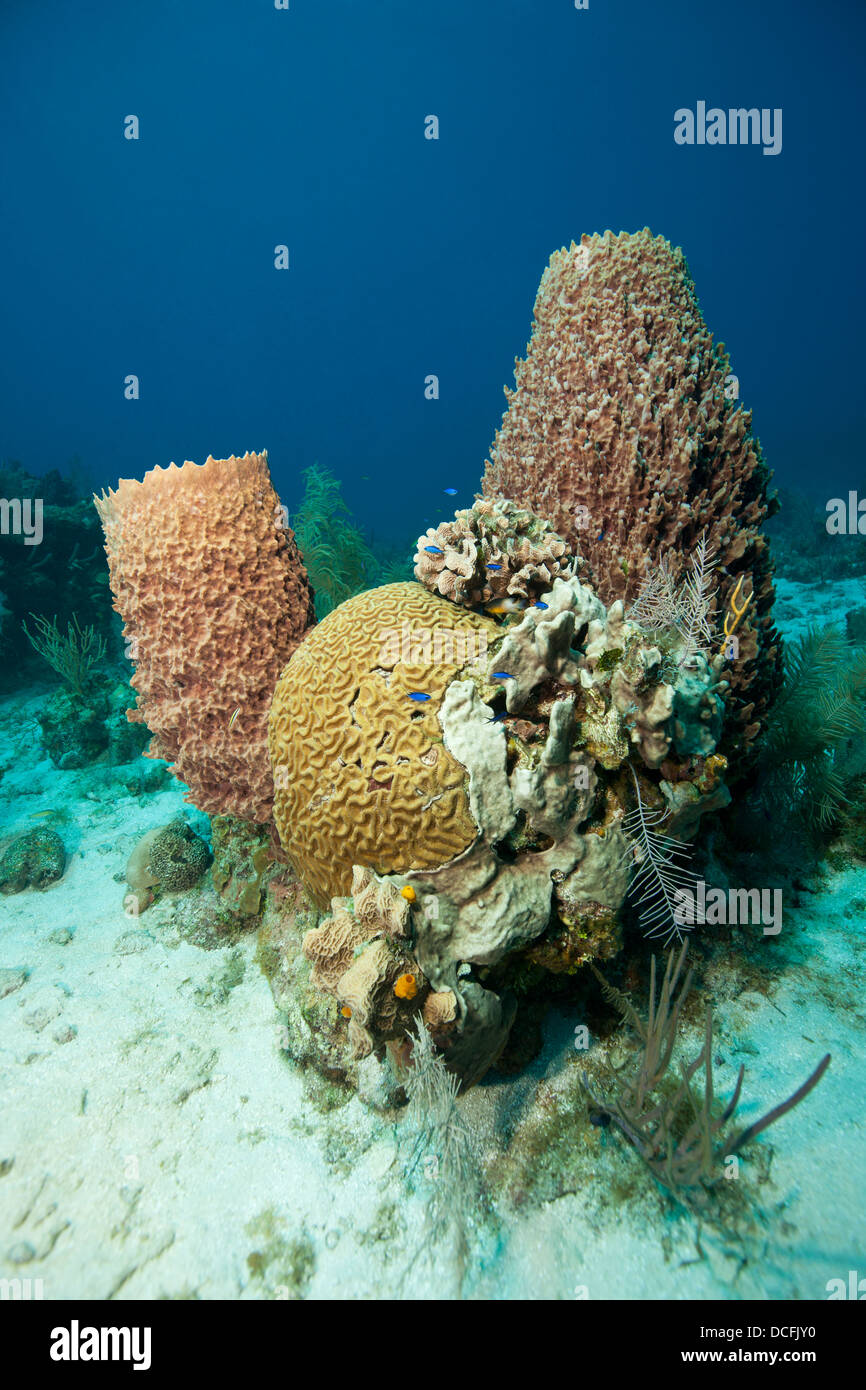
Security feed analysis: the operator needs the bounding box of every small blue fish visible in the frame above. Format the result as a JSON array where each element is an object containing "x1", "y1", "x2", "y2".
[
  {"x1": 534, "y1": 600, "x2": 549, "y2": 610},
  {"x1": 423, "y1": 545, "x2": 444, "y2": 555},
  {"x1": 488, "y1": 711, "x2": 507, "y2": 723},
  {"x1": 486, "y1": 563, "x2": 503, "y2": 571},
  {"x1": 490, "y1": 671, "x2": 514, "y2": 681},
  {"x1": 596, "y1": 530, "x2": 605, "y2": 541},
  {"x1": 407, "y1": 692, "x2": 431, "y2": 702},
  {"x1": 443, "y1": 487, "x2": 458, "y2": 496}
]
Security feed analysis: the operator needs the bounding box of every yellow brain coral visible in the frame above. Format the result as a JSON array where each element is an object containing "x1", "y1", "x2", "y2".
[{"x1": 268, "y1": 582, "x2": 499, "y2": 906}]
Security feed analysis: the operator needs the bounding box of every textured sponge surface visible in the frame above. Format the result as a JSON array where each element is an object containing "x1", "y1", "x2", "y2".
[
  {"x1": 96, "y1": 452, "x2": 314, "y2": 821},
  {"x1": 483, "y1": 229, "x2": 781, "y2": 754}
]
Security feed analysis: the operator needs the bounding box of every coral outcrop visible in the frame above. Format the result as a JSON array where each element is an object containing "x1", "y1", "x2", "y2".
[
  {"x1": 36, "y1": 690, "x2": 109, "y2": 770},
  {"x1": 87, "y1": 229, "x2": 773, "y2": 1094},
  {"x1": 415, "y1": 497, "x2": 576, "y2": 609},
  {"x1": 271, "y1": 569, "x2": 731, "y2": 1087},
  {"x1": 95, "y1": 452, "x2": 314, "y2": 822},
  {"x1": 482, "y1": 229, "x2": 781, "y2": 757},
  {"x1": 35, "y1": 679, "x2": 150, "y2": 770}
]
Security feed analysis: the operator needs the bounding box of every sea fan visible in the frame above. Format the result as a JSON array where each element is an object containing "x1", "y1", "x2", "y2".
[
  {"x1": 402, "y1": 1020, "x2": 475, "y2": 1197},
  {"x1": 289, "y1": 463, "x2": 379, "y2": 617},
  {"x1": 21, "y1": 611, "x2": 107, "y2": 698},
  {"x1": 621, "y1": 765, "x2": 704, "y2": 944},
  {"x1": 582, "y1": 942, "x2": 831, "y2": 1210}
]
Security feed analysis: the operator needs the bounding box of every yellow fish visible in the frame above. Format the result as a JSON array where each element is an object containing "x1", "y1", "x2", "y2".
[{"x1": 484, "y1": 596, "x2": 527, "y2": 616}]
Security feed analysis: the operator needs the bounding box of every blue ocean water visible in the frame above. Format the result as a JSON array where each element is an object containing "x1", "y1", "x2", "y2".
[{"x1": 1, "y1": 0, "x2": 864, "y2": 1319}]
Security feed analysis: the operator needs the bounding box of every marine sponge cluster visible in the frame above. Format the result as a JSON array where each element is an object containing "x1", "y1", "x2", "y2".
[
  {"x1": 90, "y1": 228, "x2": 785, "y2": 1095},
  {"x1": 414, "y1": 496, "x2": 576, "y2": 608},
  {"x1": 301, "y1": 865, "x2": 458, "y2": 1062},
  {"x1": 482, "y1": 229, "x2": 781, "y2": 756},
  {"x1": 272, "y1": 571, "x2": 731, "y2": 1086},
  {"x1": 95, "y1": 452, "x2": 315, "y2": 822}
]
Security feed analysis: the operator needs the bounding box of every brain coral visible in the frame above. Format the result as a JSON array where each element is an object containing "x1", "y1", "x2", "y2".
[
  {"x1": 482, "y1": 229, "x2": 781, "y2": 756},
  {"x1": 268, "y1": 582, "x2": 499, "y2": 907},
  {"x1": 95, "y1": 452, "x2": 314, "y2": 822}
]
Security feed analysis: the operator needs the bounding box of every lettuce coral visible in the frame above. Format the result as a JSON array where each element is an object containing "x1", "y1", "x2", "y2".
[{"x1": 414, "y1": 496, "x2": 576, "y2": 609}]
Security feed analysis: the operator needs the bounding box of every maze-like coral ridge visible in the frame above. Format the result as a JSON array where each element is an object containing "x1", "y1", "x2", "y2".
[{"x1": 268, "y1": 582, "x2": 500, "y2": 907}]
